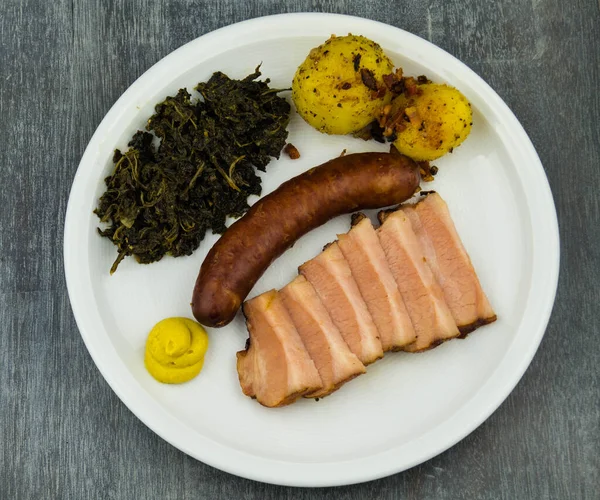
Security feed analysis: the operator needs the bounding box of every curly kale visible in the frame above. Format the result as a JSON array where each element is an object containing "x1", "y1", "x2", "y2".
[{"x1": 94, "y1": 68, "x2": 290, "y2": 273}]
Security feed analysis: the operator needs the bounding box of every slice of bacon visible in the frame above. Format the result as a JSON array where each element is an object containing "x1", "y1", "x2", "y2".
[
  {"x1": 281, "y1": 275, "x2": 366, "y2": 397},
  {"x1": 300, "y1": 242, "x2": 384, "y2": 365},
  {"x1": 237, "y1": 290, "x2": 323, "y2": 407},
  {"x1": 377, "y1": 209, "x2": 459, "y2": 351},
  {"x1": 337, "y1": 215, "x2": 416, "y2": 351},
  {"x1": 401, "y1": 193, "x2": 497, "y2": 334}
]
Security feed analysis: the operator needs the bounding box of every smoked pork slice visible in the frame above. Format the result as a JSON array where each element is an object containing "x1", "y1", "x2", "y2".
[
  {"x1": 300, "y1": 243, "x2": 384, "y2": 365},
  {"x1": 237, "y1": 290, "x2": 323, "y2": 407},
  {"x1": 401, "y1": 193, "x2": 497, "y2": 334},
  {"x1": 377, "y1": 210, "x2": 460, "y2": 351},
  {"x1": 281, "y1": 275, "x2": 366, "y2": 397},
  {"x1": 337, "y1": 215, "x2": 416, "y2": 351}
]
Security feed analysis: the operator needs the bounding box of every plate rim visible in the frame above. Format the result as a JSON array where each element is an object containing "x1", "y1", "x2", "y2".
[{"x1": 64, "y1": 12, "x2": 560, "y2": 487}]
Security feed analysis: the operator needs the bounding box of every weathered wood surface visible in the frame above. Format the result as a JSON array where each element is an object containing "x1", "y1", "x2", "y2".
[{"x1": 1, "y1": 0, "x2": 598, "y2": 498}]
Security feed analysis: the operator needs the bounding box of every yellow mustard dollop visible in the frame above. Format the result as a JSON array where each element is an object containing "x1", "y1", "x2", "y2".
[{"x1": 144, "y1": 317, "x2": 209, "y2": 384}]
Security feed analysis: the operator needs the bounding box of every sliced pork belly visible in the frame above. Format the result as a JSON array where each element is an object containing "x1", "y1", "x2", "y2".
[
  {"x1": 337, "y1": 214, "x2": 416, "y2": 351},
  {"x1": 237, "y1": 290, "x2": 323, "y2": 407},
  {"x1": 300, "y1": 242, "x2": 384, "y2": 365},
  {"x1": 281, "y1": 275, "x2": 366, "y2": 397},
  {"x1": 401, "y1": 193, "x2": 496, "y2": 334},
  {"x1": 377, "y1": 210, "x2": 459, "y2": 352}
]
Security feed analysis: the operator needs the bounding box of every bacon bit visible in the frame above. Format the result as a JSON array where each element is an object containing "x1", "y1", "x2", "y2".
[
  {"x1": 379, "y1": 103, "x2": 409, "y2": 138},
  {"x1": 404, "y1": 106, "x2": 420, "y2": 126},
  {"x1": 378, "y1": 103, "x2": 393, "y2": 128},
  {"x1": 382, "y1": 69, "x2": 407, "y2": 95},
  {"x1": 417, "y1": 160, "x2": 435, "y2": 182},
  {"x1": 283, "y1": 143, "x2": 301, "y2": 160},
  {"x1": 392, "y1": 81, "x2": 405, "y2": 94},
  {"x1": 370, "y1": 87, "x2": 387, "y2": 100},
  {"x1": 385, "y1": 121, "x2": 406, "y2": 137},
  {"x1": 417, "y1": 75, "x2": 430, "y2": 84},
  {"x1": 360, "y1": 68, "x2": 378, "y2": 91},
  {"x1": 341, "y1": 82, "x2": 352, "y2": 90},
  {"x1": 404, "y1": 77, "x2": 422, "y2": 96},
  {"x1": 382, "y1": 73, "x2": 396, "y2": 89}
]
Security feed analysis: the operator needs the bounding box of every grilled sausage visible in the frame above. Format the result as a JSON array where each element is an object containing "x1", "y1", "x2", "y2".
[{"x1": 192, "y1": 146, "x2": 420, "y2": 327}]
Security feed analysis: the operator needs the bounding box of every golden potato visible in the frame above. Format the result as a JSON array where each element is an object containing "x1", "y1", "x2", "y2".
[
  {"x1": 292, "y1": 34, "x2": 394, "y2": 135},
  {"x1": 391, "y1": 83, "x2": 473, "y2": 161}
]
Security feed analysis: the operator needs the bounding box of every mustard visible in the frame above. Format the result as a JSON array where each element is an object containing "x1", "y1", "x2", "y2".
[{"x1": 144, "y1": 317, "x2": 209, "y2": 384}]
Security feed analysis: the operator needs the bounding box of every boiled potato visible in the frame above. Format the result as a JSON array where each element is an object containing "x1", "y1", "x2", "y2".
[
  {"x1": 392, "y1": 83, "x2": 472, "y2": 161},
  {"x1": 292, "y1": 35, "x2": 394, "y2": 135}
]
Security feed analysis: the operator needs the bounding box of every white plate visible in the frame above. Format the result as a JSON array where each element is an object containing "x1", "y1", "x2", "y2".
[{"x1": 64, "y1": 13, "x2": 559, "y2": 487}]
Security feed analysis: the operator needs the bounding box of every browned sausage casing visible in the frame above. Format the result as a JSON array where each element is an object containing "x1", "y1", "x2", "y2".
[{"x1": 192, "y1": 147, "x2": 420, "y2": 327}]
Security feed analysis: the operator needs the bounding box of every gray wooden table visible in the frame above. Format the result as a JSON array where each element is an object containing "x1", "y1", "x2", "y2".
[{"x1": 1, "y1": 1, "x2": 598, "y2": 498}]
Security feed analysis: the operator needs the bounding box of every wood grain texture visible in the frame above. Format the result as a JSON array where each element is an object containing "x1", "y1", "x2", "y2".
[{"x1": 1, "y1": 0, "x2": 598, "y2": 498}]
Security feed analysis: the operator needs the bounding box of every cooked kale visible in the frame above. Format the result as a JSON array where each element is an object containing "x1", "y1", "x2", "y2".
[{"x1": 94, "y1": 68, "x2": 290, "y2": 273}]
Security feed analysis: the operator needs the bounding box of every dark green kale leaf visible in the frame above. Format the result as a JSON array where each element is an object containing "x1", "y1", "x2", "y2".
[{"x1": 94, "y1": 68, "x2": 290, "y2": 273}]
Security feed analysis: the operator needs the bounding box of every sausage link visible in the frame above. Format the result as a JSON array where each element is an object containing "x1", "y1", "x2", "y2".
[{"x1": 192, "y1": 147, "x2": 420, "y2": 327}]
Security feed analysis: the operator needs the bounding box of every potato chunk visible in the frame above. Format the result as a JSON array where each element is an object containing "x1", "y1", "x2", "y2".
[
  {"x1": 392, "y1": 83, "x2": 473, "y2": 161},
  {"x1": 292, "y1": 34, "x2": 394, "y2": 135}
]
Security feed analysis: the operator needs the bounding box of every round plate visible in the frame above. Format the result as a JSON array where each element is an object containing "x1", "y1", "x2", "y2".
[{"x1": 64, "y1": 13, "x2": 559, "y2": 487}]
